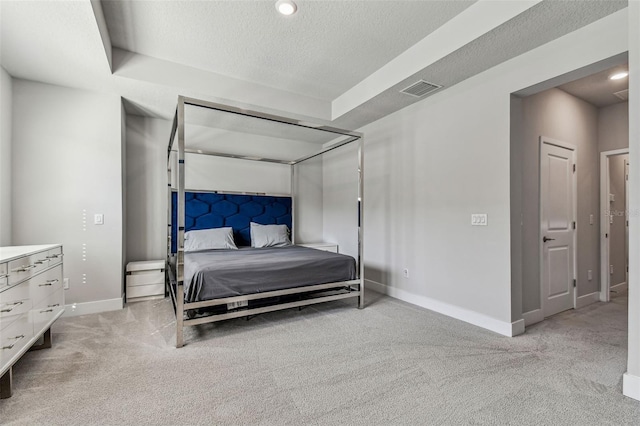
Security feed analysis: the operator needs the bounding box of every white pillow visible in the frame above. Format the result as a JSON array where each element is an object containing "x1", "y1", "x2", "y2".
[
  {"x1": 183, "y1": 227, "x2": 238, "y2": 252},
  {"x1": 250, "y1": 222, "x2": 291, "y2": 248}
]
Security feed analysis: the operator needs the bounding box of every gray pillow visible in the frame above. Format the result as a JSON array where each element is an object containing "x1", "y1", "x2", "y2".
[
  {"x1": 183, "y1": 227, "x2": 238, "y2": 252},
  {"x1": 250, "y1": 222, "x2": 291, "y2": 248}
]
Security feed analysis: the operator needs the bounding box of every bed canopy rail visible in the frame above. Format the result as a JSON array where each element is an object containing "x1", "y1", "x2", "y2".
[{"x1": 167, "y1": 96, "x2": 364, "y2": 347}]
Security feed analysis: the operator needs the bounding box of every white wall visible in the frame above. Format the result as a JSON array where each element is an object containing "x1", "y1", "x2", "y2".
[
  {"x1": 0, "y1": 67, "x2": 12, "y2": 245},
  {"x1": 624, "y1": 0, "x2": 640, "y2": 401},
  {"x1": 323, "y1": 142, "x2": 359, "y2": 260},
  {"x1": 126, "y1": 116, "x2": 172, "y2": 263},
  {"x1": 120, "y1": 102, "x2": 127, "y2": 274},
  {"x1": 338, "y1": 9, "x2": 628, "y2": 336},
  {"x1": 183, "y1": 153, "x2": 291, "y2": 194},
  {"x1": 11, "y1": 80, "x2": 124, "y2": 307},
  {"x1": 294, "y1": 156, "x2": 324, "y2": 244},
  {"x1": 509, "y1": 96, "x2": 524, "y2": 323},
  {"x1": 598, "y1": 102, "x2": 629, "y2": 153}
]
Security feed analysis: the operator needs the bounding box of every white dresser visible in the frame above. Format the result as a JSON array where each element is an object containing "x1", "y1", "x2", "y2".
[{"x1": 0, "y1": 244, "x2": 65, "y2": 399}]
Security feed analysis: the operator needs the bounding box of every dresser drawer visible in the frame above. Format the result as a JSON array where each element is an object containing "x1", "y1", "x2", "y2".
[
  {"x1": 30, "y1": 266, "x2": 63, "y2": 305},
  {"x1": 0, "y1": 282, "x2": 31, "y2": 321},
  {"x1": 0, "y1": 263, "x2": 7, "y2": 289},
  {"x1": 8, "y1": 254, "x2": 40, "y2": 285},
  {"x1": 0, "y1": 314, "x2": 32, "y2": 367},
  {"x1": 31, "y1": 289, "x2": 64, "y2": 334},
  {"x1": 29, "y1": 250, "x2": 60, "y2": 271},
  {"x1": 127, "y1": 270, "x2": 164, "y2": 287},
  {"x1": 127, "y1": 283, "x2": 164, "y2": 300},
  {"x1": 45, "y1": 247, "x2": 63, "y2": 267}
]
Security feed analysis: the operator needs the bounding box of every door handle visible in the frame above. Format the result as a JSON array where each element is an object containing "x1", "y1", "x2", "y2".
[{"x1": 543, "y1": 236, "x2": 555, "y2": 242}]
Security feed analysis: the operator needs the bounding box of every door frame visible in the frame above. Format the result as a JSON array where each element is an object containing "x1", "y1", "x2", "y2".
[
  {"x1": 539, "y1": 136, "x2": 578, "y2": 316},
  {"x1": 599, "y1": 148, "x2": 629, "y2": 302}
]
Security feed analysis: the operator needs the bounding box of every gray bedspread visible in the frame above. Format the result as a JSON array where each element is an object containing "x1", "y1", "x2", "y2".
[{"x1": 183, "y1": 245, "x2": 357, "y2": 302}]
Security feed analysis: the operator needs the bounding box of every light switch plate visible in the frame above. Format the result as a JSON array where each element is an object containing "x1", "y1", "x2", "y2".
[
  {"x1": 471, "y1": 214, "x2": 488, "y2": 226},
  {"x1": 94, "y1": 214, "x2": 104, "y2": 225}
]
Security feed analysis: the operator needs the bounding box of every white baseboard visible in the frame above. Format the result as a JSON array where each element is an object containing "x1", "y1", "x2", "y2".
[
  {"x1": 599, "y1": 290, "x2": 609, "y2": 303},
  {"x1": 511, "y1": 319, "x2": 525, "y2": 336},
  {"x1": 366, "y1": 279, "x2": 519, "y2": 337},
  {"x1": 623, "y1": 372, "x2": 640, "y2": 401},
  {"x1": 611, "y1": 281, "x2": 628, "y2": 293},
  {"x1": 576, "y1": 291, "x2": 600, "y2": 309},
  {"x1": 522, "y1": 308, "x2": 544, "y2": 327},
  {"x1": 63, "y1": 297, "x2": 124, "y2": 318}
]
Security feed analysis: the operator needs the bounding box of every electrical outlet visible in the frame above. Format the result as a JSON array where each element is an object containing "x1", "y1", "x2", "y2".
[
  {"x1": 471, "y1": 214, "x2": 488, "y2": 226},
  {"x1": 63, "y1": 278, "x2": 70, "y2": 289},
  {"x1": 94, "y1": 213, "x2": 104, "y2": 225},
  {"x1": 587, "y1": 270, "x2": 592, "y2": 281},
  {"x1": 610, "y1": 265, "x2": 614, "y2": 275},
  {"x1": 403, "y1": 268, "x2": 409, "y2": 278},
  {"x1": 589, "y1": 214, "x2": 594, "y2": 225}
]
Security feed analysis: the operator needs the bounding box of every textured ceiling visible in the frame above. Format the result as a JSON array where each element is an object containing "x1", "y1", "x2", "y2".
[
  {"x1": 101, "y1": 0, "x2": 476, "y2": 100},
  {"x1": 0, "y1": 0, "x2": 630, "y2": 133},
  {"x1": 558, "y1": 64, "x2": 629, "y2": 108},
  {"x1": 332, "y1": 0, "x2": 629, "y2": 130}
]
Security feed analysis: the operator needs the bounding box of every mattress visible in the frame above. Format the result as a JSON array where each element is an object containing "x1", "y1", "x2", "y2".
[{"x1": 183, "y1": 245, "x2": 357, "y2": 303}]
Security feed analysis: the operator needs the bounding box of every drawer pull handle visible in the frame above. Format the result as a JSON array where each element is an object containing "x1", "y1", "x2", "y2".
[
  {"x1": 46, "y1": 254, "x2": 62, "y2": 259},
  {"x1": 47, "y1": 304, "x2": 60, "y2": 308},
  {"x1": 34, "y1": 258, "x2": 51, "y2": 265},
  {"x1": 0, "y1": 274, "x2": 9, "y2": 279},
  {"x1": 1, "y1": 335, "x2": 25, "y2": 350},
  {"x1": 0, "y1": 301, "x2": 24, "y2": 313},
  {"x1": 40, "y1": 308, "x2": 54, "y2": 313},
  {"x1": 13, "y1": 264, "x2": 37, "y2": 272},
  {"x1": 39, "y1": 279, "x2": 58, "y2": 287}
]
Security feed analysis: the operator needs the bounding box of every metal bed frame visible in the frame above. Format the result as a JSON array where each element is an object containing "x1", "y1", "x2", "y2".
[{"x1": 167, "y1": 96, "x2": 364, "y2": 348}]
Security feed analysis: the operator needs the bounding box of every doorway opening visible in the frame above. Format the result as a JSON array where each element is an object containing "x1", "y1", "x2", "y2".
[
  {"x1": 600, "y1": 149, "x2": 629, "y2": 302},
  {"x1": 510, "y1": 53, "x2": 629, "y2": 327}
]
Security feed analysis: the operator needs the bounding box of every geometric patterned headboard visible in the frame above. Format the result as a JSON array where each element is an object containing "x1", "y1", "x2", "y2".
[{"x1": 171, "y1": 192, "x2": 292, "y2": 252}]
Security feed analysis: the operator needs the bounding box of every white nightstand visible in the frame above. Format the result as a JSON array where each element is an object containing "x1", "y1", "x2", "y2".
[
  {"x1": 297, "y1": 243, "x2": 338, "y2": 253},
  {"x1": 126, "y1": 260, "x2": 165, "y2": 302}
]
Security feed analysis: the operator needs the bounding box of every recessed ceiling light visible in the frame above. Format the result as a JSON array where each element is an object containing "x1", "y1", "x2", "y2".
[
  {"x1": 276, "y1": 0, "x2": 297, "y2": 16},
  {"x1": 609, "y1": 71, "x2": 628, "y2": 80}
]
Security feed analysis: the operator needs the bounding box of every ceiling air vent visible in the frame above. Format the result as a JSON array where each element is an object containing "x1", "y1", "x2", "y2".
[
  {"x1": 613, "y1": 89, "x2": 628, "y2": 101},
  {"x1": 400, "y1": 80, "x2": 442, "y2": 98}
]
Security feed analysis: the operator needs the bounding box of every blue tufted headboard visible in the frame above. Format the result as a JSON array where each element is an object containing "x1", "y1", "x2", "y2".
[{"x1": 171, "y1": 192, "x2": 292, "y2": 252}]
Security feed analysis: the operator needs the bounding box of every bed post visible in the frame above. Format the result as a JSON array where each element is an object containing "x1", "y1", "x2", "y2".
[
  {"x1": 290, "y1": 163, "x2": 295, "y2": 244},
  {"x1": 167, "y1": 138, "x2": 171, "y2": 298},
  {"x1": 176, "y1": 97, "x2": 186, "y2": 348},
  {"x1": 358, "y1": 137, "x2": 364, "y2": 309}
]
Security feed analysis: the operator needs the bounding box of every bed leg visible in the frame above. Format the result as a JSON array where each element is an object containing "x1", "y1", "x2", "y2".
[
  {"x1": 358, "y1": 283, "x2": 364, "y2": 309},
  {"x1": 176, "y1": 323, "x2": 184, "y2": 348},
  {"x1": 176, "y1": 283, "x2": 184, "y2": 348}
]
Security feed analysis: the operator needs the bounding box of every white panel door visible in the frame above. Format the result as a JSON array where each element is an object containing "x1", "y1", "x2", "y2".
[{"x1": 540, "y1": 141, "x2": 576, "y2": 318}]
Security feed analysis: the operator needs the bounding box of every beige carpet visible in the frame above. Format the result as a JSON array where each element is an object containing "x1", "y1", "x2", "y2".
[{"x1": 0, "y1": 291, "x2": 638, "y2": 425}]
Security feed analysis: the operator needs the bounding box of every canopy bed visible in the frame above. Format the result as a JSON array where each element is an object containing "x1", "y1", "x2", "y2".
[{"x1": 167, "y1": 96, "x2": 364, "y2": 347}]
